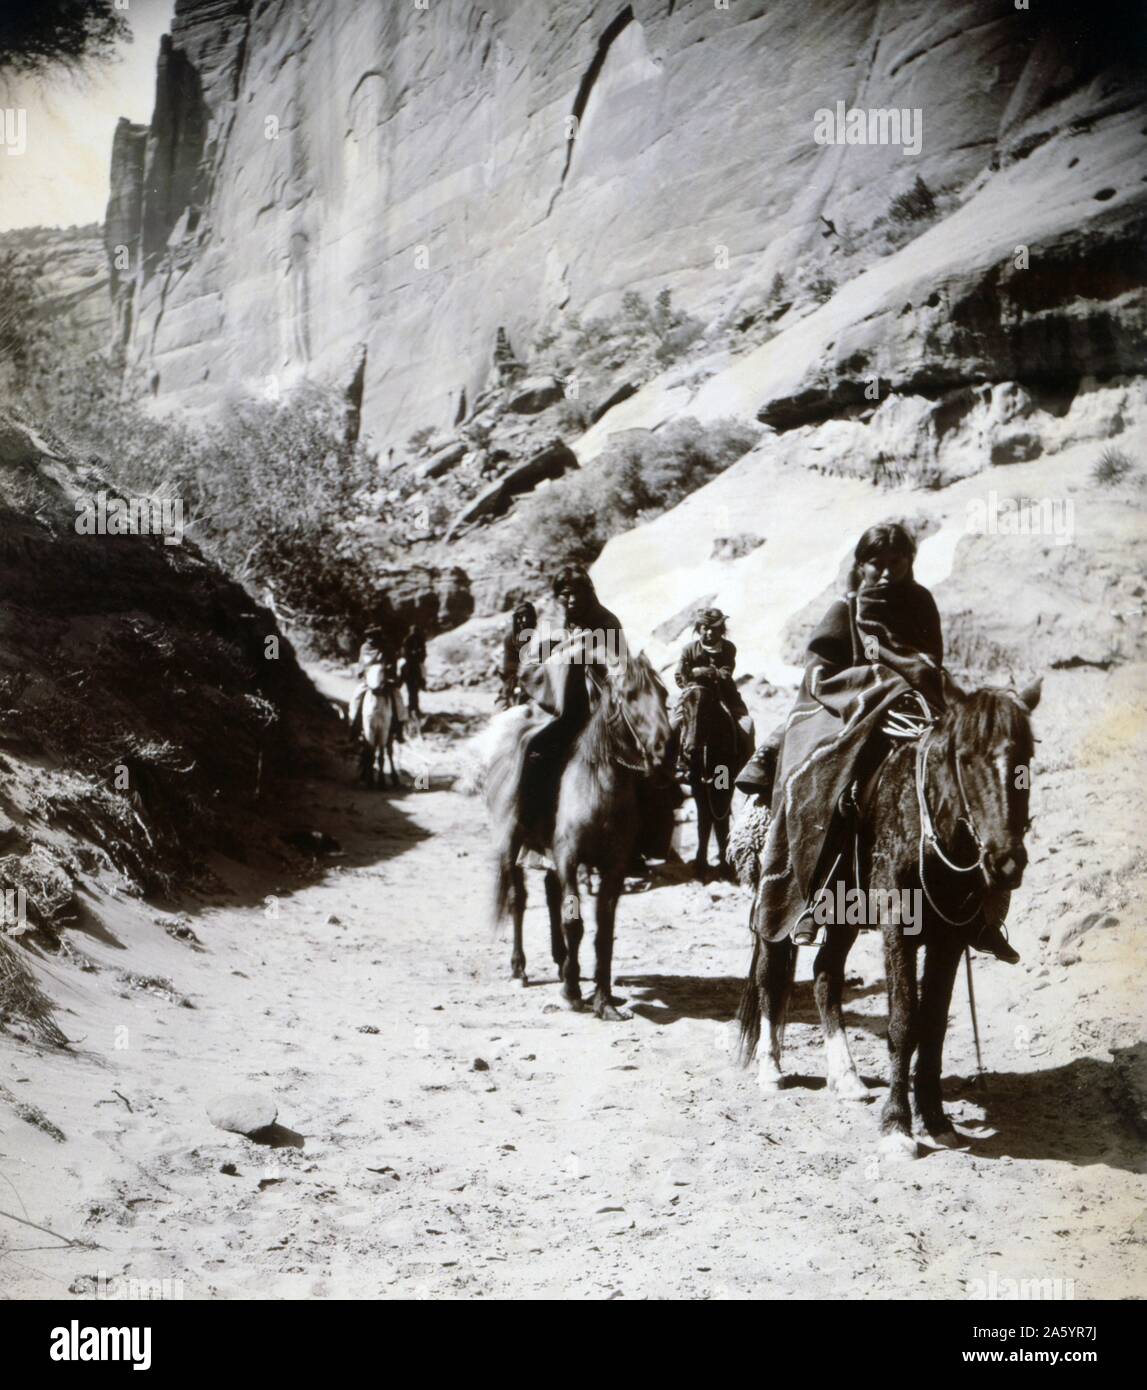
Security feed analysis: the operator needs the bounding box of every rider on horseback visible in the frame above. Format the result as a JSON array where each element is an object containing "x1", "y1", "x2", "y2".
[
  {"x1": 496, "y1": 601, "x2": 538, "y2": 710},
  {"x1": 347, "y1": 628, "x2": 404, "y2": 742},
  {"x1": 400, "y1": 624, "x2": 427, "y2": 718},
  {"x1": 736, "y1": 523, "x2": 1016, "y2": 961},
  {"x1": 673, "y1": 607, "x2": 751, "y2": 770},
  {"x1": 519, "y1": 567, "x2": 627, "y2": 815}
]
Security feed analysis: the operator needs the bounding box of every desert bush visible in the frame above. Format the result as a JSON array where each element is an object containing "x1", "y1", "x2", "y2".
[
  {"x1": 16, "y1": 342, "x2": 385, "y2": 651},
  {"x1": 503, "y1": 416, "x2": 760, "y2": 568},
  {"x1": 535, "y1": 288, "x2": 704, "y2": 403},
  {"x1": 0, "y1": 249, "x2": 45, "y2": 381},
  {"x1": 406, "y1": 425, "x2": 437, "y2": 455},
  {"x1": 804, "y1": 266, "x2": 837, "y2": 305},
  {"x1": 1093, "y1": 445, "x2": 1134, "y2": 485},
  {"x1": 889, "y1": 175, "x2": 937, "y2": 224},
  {"x1": 556, "y1": 397, "x2": 594, "y2": 435}
]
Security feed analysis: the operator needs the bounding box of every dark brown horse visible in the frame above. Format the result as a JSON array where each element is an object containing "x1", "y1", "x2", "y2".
[
  {"x1": 738, "y1": 677, "x2": 1040, "y2": 1158},
  {"x1": 678, "y1": 682, "x2": 748, "y2": 882},
  {"x1": 484, "y1": 652, "x2": 671, "y2": 1019}
]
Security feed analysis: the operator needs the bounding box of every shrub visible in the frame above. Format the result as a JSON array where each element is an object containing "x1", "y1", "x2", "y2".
[
  {"x1": 406, "y1": 426, "x2": 437, "y2": 455},
  {"x1": 504, "y1": 416, "x2": 760, "y2": 568},
  {"x1": 534, "y1": 288, "x2": 704, "y2": 405},
  {"x1": 805, "y1": 267, "x2": 837, "y2": 305},
  {"x1": 0, "y1": 249, "x2": 45, "y2": 381},
  {"x1": 16, "y1": 342, "x2": 383, "y2": 651},
  {"x1": 1093, "y1": 445, "x2": 1134, "y2": 485},
  {"x1": 889, "y1": 175, "x2": 937, "y2": 224}
]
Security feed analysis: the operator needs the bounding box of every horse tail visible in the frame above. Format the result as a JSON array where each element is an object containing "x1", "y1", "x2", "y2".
[
  {"x1": 492, "y1": 844, "x2": 516, "y2": 931},
  {"x1": 736, "y1": 933, "x2": 763, "y2": 1065}
]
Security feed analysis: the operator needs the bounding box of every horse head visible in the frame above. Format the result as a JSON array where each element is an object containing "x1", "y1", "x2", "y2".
[
  {"x1": 936, "y1": 675, "x2": 1041, "y2": 891},
  {"x1": 597, "y1": 650, "x2": 672, "y2": 775}
]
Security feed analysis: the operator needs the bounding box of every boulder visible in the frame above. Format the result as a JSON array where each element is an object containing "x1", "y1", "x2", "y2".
[
  {"x1": 591, "y1": 380, "x2": 640, "y2": 424},
  {"x1": 207, "y1": 1091, "x2": 278, "y2": 1136},
  {"x1": 446, "y1": 440, "x2": 578, "y2": 537},
  {"x1": 418, "y1": 440, "x2": 467, "y2": 479},
  {"x1": 506, "y1": 375, "x2": 565, "y2": 415}
]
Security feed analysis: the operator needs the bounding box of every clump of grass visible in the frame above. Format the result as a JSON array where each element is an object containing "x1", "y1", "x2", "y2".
[
  {"x1": 1093, "y1": 445, "x2": 1134, "y2": 485},
  {"x1": 889, "y1": 175, "x2": 937, "y2": 224},
  {"x1": 0, "y1": 938, "x2": 68, "y2": 1048}
]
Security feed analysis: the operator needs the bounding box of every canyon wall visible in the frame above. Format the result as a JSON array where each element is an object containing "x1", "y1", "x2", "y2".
[{"x1": 107, "y1": 0, "x2": 1145, "y2": 444}]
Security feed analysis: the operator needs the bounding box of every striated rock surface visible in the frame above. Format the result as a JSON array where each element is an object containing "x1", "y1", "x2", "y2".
[
  {"x1": 0, "y1": 224, "x2": 111, "y2": 352},
  {"x1": 107, "y1": 0, "x2": 1145, "y2": 442}
]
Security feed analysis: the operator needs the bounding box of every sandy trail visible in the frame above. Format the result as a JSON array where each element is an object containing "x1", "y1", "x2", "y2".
[{"x1": 2, "y1": 674, "x2": 1145, "y2": 1301}]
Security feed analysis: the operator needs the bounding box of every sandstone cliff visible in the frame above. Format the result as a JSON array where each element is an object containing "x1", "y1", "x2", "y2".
[{"x1": 108, "y1": 0, "x2": 1146, "y2": 443}]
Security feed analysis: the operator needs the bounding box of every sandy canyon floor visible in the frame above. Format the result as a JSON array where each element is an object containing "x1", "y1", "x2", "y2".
[{"x1": 1, "y1": 671, "x2": 1145, "y2": 1301}]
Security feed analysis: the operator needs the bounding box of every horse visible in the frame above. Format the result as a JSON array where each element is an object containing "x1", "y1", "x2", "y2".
[
  {"x1": 737, "y1": 677, "x2": 1040, "y2": 1158},
  {"x1": 359, "y1": 662, "x2": 404, "y2": 789},
  {"x1": 484, "y1": 651, "x2": 672, "y2": 1019},
  {"x1": 678, "y1": 680, "x2": 751, "y2": 882}
]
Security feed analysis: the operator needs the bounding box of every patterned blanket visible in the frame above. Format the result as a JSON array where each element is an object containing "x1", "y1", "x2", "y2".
[{"x1": 750, "y1": 581, "x2": 944, "y2": 943}]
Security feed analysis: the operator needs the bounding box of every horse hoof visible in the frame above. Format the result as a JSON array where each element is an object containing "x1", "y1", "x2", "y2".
[
  {"x1": 757, "y1": 1062, "x2": 783, "y2": 1096},
  {"x1": 926, "y1": 1127, "x2": 963, "y2": 1149},
  {"x1": 595, "y1": 1001, "x2": 631, "y2": 1022},
  {"x1": 560, "y1": 995, "x2": 585, "y2": 1013},
  {"x1": 830, "y1": 1072, "x2": 870, "y2": 1103},
  {"x1": 879, "y1": 1131, "x2": 919, "y2": 1162},
  {"x1": 510, "y1": 974, "x2": 528, "y2": 989}
]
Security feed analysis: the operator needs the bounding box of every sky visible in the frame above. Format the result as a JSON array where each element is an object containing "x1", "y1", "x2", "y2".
[{"x1": 0, "y1": 0, "x2": 177, "y2": 232}]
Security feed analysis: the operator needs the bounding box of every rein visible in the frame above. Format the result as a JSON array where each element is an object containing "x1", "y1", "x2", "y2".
[
  {"x1": 596, "y1": 669, "x2": 658, "y2": 775},
  {"x1": 915, "y1": 728, "x2": 986, "y2": 927}
]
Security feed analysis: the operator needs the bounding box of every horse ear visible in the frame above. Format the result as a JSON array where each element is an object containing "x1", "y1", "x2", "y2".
[{"x1": 1017, "y1": 677, "x2": 1042, "y2": 713}]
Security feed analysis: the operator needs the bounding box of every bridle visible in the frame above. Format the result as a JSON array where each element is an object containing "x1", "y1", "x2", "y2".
[
  {"x1": 914, "y1": 727, "x2": 989, "y2": 927},
  {"x1": 595, "y1": 666, "x2": 659, "y2": 775}
]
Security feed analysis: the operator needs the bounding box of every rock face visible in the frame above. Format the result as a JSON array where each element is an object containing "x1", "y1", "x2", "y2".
[
  {"x1": 107, "y1": 1, "x2": 1144, "y2": 441},
  {"x1": 350, "y1": 563, "x2": 475, "y2": 650},
  {"x1": 0, "y1": 224, "x2": 111, "y2": 353}
]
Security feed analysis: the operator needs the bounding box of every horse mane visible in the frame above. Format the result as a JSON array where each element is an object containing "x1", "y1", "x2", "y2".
[
  {"x1": 940, "y1": 685, "x2": 1034, "y2": 761},
  {"x1": 578, "y1": 653, "x2": 663, "y2": 774}
]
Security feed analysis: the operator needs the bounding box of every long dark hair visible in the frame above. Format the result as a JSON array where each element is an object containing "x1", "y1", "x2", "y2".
[{"x1": 848, "y1": 522, "x2": 916, "y2": 591}]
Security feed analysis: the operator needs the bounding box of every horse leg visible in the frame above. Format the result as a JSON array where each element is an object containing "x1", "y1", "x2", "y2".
[
  {"x1": 591, "y1": 868, "x2": 629, "y2": 1021},
  {"x1": 814, "y1": 926, "x2": 867, "y2": 1100},
  {"x1": 555, "y1": 861, "x2": 584, "y2": 1011},
  {"x1": 693, "y1": 778, "x2": 711, "y2": 881},
  {"x1": 757, "y1": 937, "x2": 795, "y2": 1094},
  {"x1": 880, "y1": 926, "x2": 920, "y2": 1159},
  {"x1": 508, "y1": 862, "x2": 528, "y2": 986},
  {"x1": 544, "y1": 869, "x2": 566, "y2": 974},
  {"x1": 387, "y1": 734, "x2": 400, "y2": 789},
  {"x1": 914, "y1": 936, "x2": 963, "y2": 1142},
  {"x1": 358, "y1": 739, "x2": 373, "y2": 788},
  {"x1": 714, "y1": 798, "x2": 733, "y2": 881}
]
